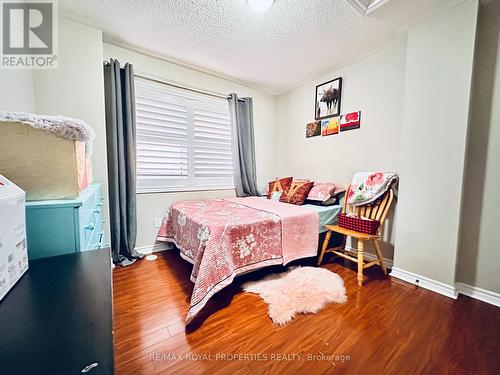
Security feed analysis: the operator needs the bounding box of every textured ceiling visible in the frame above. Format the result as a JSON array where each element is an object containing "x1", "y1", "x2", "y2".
[{"x1": 60, "y1": 0, "x2": 455, "y2": 94}]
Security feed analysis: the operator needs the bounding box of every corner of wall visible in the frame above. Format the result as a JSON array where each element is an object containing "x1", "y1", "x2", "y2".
[
  {"x1": 455, "y1": 0, "x2": 500, "y2": 294},
  {"x1": 393, "y1": 0, "x2": 479, "y2": 286}
]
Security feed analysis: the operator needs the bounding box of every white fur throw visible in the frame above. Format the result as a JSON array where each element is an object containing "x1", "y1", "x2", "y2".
[
  {"x1": 0, "y1": 111, "x2": 95, "y2": 156},
  {"x1": 243, "y1": 266, "x2": 347, "y2": 325}
]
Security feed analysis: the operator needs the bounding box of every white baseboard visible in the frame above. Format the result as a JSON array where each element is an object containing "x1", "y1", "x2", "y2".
[
  {"x1": 390, "y1": 267, "x2": 500, "y2": 307},
  {"x1": 135, "y1": 243, "x2": 173, "y2": 255},
  {"x1": 344, "y1": 245, "x2": 394, "y2": 269},
  {"x1": 390, "y1": 267, "x2": 458, "y2": 299},
  {"x1": 455, "y1": 282, "x2": 500, "y2": 307}
]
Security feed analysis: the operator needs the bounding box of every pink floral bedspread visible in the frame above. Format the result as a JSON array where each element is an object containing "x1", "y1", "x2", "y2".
[{"x1": 157, "y1": 197, "x2": 319, "y2": 324}]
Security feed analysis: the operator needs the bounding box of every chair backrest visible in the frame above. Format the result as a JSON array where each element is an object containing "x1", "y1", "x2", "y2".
[{"x1": 342, "y1": 185, "x2": 394, "y2": 235}]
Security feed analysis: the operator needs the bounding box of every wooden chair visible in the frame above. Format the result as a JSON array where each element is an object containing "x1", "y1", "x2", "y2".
[{"x1": 318, "y1": 185, "x2": 394, "y2": 286}]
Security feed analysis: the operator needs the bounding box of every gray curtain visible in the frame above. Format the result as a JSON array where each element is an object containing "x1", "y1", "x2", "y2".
[
  {"x1": 103, "y1": 59, "x2": 142, "y2": 266},
  {"x1": 228, "y1": 93, "x2": 260, "y2": 197}
]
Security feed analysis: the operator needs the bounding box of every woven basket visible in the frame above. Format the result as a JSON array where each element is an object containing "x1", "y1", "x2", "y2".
[{"x1": 338, "y1": 213, "x2": 380, "y2": 235}]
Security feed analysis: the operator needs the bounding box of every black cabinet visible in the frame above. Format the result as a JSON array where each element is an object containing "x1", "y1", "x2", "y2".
[{"x1": 0, "y1": 248, "x2": 113, "y2": 375}]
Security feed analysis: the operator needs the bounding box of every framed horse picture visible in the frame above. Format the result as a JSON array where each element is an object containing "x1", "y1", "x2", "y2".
[{"x1": 315, "y1": 77, "x2": 342, "y2": 120}]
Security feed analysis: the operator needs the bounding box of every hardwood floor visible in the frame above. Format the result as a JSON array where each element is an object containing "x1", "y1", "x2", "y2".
[{"x1": 113, "y1": 251, "x2": 500, "y2": 375}]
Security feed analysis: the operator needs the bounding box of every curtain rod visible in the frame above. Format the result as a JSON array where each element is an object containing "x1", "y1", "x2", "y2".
[{"x1": 132, "y1": 71, "x2": 244, "y2": 102}]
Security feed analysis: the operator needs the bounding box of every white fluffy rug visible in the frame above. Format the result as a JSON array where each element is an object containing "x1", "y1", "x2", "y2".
[{"x1": 242, "y1": 266, "x2": 347, "y2": 325}]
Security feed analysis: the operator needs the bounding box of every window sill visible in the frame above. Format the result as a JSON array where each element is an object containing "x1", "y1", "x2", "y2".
[{"x1": 136, "y1": 186, "x2": 235, "y2": 195}]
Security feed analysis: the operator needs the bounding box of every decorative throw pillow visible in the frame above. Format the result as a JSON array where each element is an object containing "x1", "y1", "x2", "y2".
[
  {"x1": 307, "y1": 182, "x2": 338, "y2": 202},
  {"x1": 267, "y1": 177, "x2": 293, "y2": 199},
  {"x1": 280, "y1": 180, "x2": 314, "y2": 205}
]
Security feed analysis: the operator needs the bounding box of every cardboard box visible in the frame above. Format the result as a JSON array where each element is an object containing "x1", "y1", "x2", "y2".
[
  {"x1": 0, "y1": 121, "x2": 92, "y2": 201},
  {"x1": 0, "y1": 175, "x2": 28, "y2": 301}
]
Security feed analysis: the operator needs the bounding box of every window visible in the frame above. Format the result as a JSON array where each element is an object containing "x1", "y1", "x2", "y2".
[{"x1": 135, "y1": 77, "x2": 234, "y2": 193}]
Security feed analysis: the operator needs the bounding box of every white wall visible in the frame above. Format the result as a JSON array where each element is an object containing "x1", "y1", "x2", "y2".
[
  {"x1": 103, "y1": 43, "x2": 277, "y2": 248},
  {"x1": 457, "y1": 0, "x2": 500, "y2": 293},
  {"x1": 275, "y1": 40, "x2": 407, "y2": 260},
  {"x1": 275, "y1": 41, "x2": 406, "y2": 184},
  {"x1": 393, "y1": 0, "x2": 478, "y2": 286},
  {"x1": 0, "y1": 70, "x2": 35, "y2": 112},
  {"x1": 32, "y1": 18, "x2": 110, "y2": 240},
  {"x1": 274, "y1": 0, "x2": 482, "y2": 285}
]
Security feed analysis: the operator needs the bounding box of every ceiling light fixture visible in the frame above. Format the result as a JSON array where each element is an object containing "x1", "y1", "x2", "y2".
[{"x1": 247, "y1": 0, "x2": 274, "y2": 13}]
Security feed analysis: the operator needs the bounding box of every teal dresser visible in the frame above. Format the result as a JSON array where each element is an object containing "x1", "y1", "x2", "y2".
[{"x1": 26, "y1": 183, "x2": 107, "y2": 260}]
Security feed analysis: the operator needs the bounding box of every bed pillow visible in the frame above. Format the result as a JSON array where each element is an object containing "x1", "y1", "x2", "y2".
[
  {"x1": 280, "y1": 180, "x2": 314, "y2": 205},
  {"x1": 307, "y1": 182, "x2": 338, "y2": 202},
  {"x1": 267, "y1": 177, "x2": 293, "y2": 199}
]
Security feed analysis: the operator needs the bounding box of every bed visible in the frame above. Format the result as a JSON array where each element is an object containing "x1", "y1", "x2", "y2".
[{"x1": 157, "y1": 196, "x2": 342, "y2": 323}]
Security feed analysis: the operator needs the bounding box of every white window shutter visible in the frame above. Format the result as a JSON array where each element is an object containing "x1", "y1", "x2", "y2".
[
  {"x1": 134, "y1": 77, "x2": 234, "y2": 193},
  {"x1": 192, "y1": 102, "x2": 234, "y2": 188}
]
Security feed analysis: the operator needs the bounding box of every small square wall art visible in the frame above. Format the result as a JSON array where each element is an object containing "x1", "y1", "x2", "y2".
[
  {"x1": 340, "y1": 111, "x2": 361, "y2": 132},
  {"x1": 321, "y1": 117, "x2": 339, "y2": 136},
  {"x1": 306, "y1": 121, "x2": 321, "y2": 138}
]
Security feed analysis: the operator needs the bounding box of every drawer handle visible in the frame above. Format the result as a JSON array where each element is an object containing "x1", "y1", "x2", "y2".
[
  {"x1": 94, "y1": 208, "x2": 101, "y2": 214},
  {"x1": 96, "y1": 202, "x2": 103, "y2": 207},
  {"x1": 81, "y1": 362, "x2": 98, "y2": 373},
  {"x1": 85, "y1": 223, "x2": 95, "y2": 231}
]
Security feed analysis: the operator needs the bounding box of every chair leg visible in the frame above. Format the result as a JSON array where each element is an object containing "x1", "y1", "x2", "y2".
[
  {"x1": 373, "y1": 239, "x2": 387, "y2": 275},
  {"x1": 341, "y1": 234, "x2": 347, "y2": 251},
  {"x1": 317, "y1": 230, "x2": 332, "y2": 266},
  {"x1": 357, "y1": 240, "x2": 364, "y2": 286}
]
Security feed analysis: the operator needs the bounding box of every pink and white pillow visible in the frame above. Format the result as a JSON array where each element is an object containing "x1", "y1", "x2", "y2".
[{"x1": 307, "y1": 182, "x2": 343, "y2": 202}]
